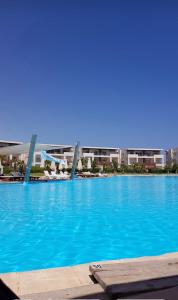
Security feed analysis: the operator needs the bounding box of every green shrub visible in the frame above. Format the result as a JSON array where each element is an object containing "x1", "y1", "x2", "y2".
[
  {"x1": 103, "y1": 166, "x2": 115, "y2": 173},
  {"x1": 148, "y1": 168, "x2": 163, "y2": 174},
  {"x1": 81, "y1": 167, "x2": 89, "y2": 172},
  {"x1": 118, "y1": 164, "x2": 131, "y2": 173},
  {"x1": 112, "y1": 160, "x2": 119, "y2": 171},
  {"x1": 132, "y1": 163, "x2": 146, "y2": 174},
  {"x1": 3, "y1": 166, "x2": 13, "y2": 175},
  {"x1": 91, "y1": 160, "x2": 100, "y2": 173},
  {"x1": 91, "y1": 160, "x2": 97, "y2": 170},
  {"x1": 31, "y1": 166, "x2": 44, "y2": 173},
  {"x1": 171, "y1": 163, "x2": 178, "y2": 173},
  {"x1": 92, "y1": 167, "x2": 100, "y2": 173},
  {"x1": 81, "y1": 158, "x2": 88, "y2": 168}
]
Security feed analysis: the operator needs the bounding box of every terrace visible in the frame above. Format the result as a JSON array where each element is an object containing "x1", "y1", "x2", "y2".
[{"x1": 122, "y1": 148, "x2": 165, "y2": 169}]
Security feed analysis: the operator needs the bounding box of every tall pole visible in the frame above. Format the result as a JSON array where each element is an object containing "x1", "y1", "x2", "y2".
[
  {"x1": 24, "y1": 134, "x2": 37, "y2": 183},
  {"x1": 70, "y1": 141, "x2": 80, "y2": 180}
]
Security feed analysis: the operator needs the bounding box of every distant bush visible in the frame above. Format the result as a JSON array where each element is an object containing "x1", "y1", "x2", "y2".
[
  {"x1": 3, "y1": 166, "x2": 13, "y2": 175},
  {"x1": 171, "y1": 163, "x2": 178, "y2": 173},
  {"x1": 112, "y1": 160, "x2": 119, "y2": 172},
  {"x1": 118, "y1": 164, "x2": 131, "y2": 173},
  {"x1": 148, "y1": 168, "x2": 163, "y2": 174},
  {"x1": 132, "y1": 164, "x2": 146, "y2": 174},
  {"x1": 30, "y1": 166, "x2": 44, "y2": 173},
  {"x1": 77, "y1": 167, "x2": 89, "y2": 173},
  {"x1": 81, "y1": 158, "x2": 88, "y2": 169},
  {"x1": 103, "y1": 166, "x2": 115, "y2": 173},
  {"x1": 164, "y1": 165, "x2": 172, "y2": 173},
  {"x1": 92, "y1": 167, "x2": 100, "y2": 173},
  {"x1": 90, "y1": 160, "x2": 100, "y2": 173}
]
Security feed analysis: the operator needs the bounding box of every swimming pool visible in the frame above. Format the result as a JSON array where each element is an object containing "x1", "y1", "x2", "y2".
[{"x1": 0, "y1": 176, "x2": 178, "y2": 273}]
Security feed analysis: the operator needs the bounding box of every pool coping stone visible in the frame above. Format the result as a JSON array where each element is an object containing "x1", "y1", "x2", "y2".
[{"x1": 1, "y1": 251, "x2": 178, "y2": 296}]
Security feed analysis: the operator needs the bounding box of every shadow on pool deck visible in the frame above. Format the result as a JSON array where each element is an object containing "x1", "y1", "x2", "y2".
[
  {"x1": 0, "y1": 279, "x2": 19, "y2": 300},
  {"x1": 2, "y1": 278, "x2": 178, "y2": 300},
  {"x1": 2, "y1": 252, "x2": 178, "y2": 300},
  {"x1": 20, "y1": 286, "x2": 178, "y2": 300}
]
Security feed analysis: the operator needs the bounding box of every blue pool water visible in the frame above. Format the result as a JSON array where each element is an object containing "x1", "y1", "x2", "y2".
[{"x1": 0, "y1": 176, "x2": 178, "y2": 273}]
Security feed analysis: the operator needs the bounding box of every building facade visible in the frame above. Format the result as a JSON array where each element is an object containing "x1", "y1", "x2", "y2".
[
  {"x1": 33, "y1": 145, "x2": 121, "y2": 168},
  {"x1": 166, "y1": 148, "x2": 178, "y2": 166},
  {"x1": 80, "y1": 146, "x2": 121, "y2": 167},
  {"x1": 121, "y1": 148, "x2": 165, "y2": 169},
  {"x1": 0, "y1": 139, "x2": 166, "y2": 169}
]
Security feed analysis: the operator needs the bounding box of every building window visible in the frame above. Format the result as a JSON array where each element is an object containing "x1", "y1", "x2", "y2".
[
  {"x1": 129, "y1": 158, "x2": 137, "y2": 164},
  {"x1": 155, "y1": 158, "x2": 162, "y2": 164},
  {"x1": 35, "y1": 154, "x2": 41, "y2": 163}
]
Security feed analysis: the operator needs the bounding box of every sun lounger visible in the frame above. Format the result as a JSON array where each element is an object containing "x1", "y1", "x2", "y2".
[
  {"x1": 59, "y1": 171, "x2": 70, "y2": 179},
  {"x1": 44, "y1": 170, "x2": 56, "y2": 179},
  {"x1": 51, "y1": 171, "x2": 61, "y2": 179},
  {"x1": 81, "y1": 172, "x2": 96, "y2": 178},
  {"x1": 48, "y1": 171, "x2": 70, "y2": 180},
  {"x1": 82, "y1": 171, "x2": 91, "y2": 176},
  {"x1": 89, "y1": 258, "x2": 178, "y2": 299},
  {"x1": 98, "y1": 173, "x2": 108, "y2": 177}
]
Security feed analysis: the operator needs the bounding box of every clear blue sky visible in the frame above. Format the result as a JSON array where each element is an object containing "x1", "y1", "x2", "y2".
[{"x1": 0, "y1": 1, "x2": 178, "y2": 148}]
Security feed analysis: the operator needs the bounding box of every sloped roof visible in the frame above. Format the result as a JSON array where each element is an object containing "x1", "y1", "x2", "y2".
[{"x1": 0, "y1": 143, "x2": 63, "y2": 155}]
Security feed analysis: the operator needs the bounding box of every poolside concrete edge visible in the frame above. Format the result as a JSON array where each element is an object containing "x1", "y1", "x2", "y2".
[{"x1": 1, "y1": 251, "x2": 178, "y2": 296}]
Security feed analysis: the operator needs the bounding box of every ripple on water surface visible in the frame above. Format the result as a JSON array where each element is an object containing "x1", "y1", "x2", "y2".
[{"x1": 1, "y1": 176, "x2": 178, "y2": 272}]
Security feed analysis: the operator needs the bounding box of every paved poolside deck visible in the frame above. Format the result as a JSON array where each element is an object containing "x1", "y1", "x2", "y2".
[{"x1": 1, "y1": 251, "x2": 178, "y2": 297}]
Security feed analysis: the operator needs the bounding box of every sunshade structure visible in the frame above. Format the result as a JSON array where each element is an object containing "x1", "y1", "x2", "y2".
[
  {"x1": 87, "y1": 157, "x2": 92, "y2": 169},
  {"x1": 51, "y1": 161, "x2": 56, "y2": 170},
  {"x1": 0, "y1": 136, "x2": 80, "y2": 182},
  {"x1": 59, "y1": 162, "x2": 64, "y2": 170},
  {"x1": 0, "y1": 137, "x2": 68, "y2": 182},
  {"x1": 77, "y1": 159, "x2": 83, "y2": 171},
  {"x1": 0, "y1": 160, "x2": 3, "y2": 174},
  {"x1": 0, "y1": 143, "x2": 59, "y2": 156},
  {"x1": 64, "y1": 159, "x2": 68, "y2": 169}
]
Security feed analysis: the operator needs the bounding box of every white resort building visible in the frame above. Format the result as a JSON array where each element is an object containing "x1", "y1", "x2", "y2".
[
  {"x1": 121, "y1": 148, "x2": 165, "y2": 169},
  {"x1": 166, "y1": 148, "x2": 178, "y2": 166},
  {"x1": 34, "y1": 145, "x2": 121, "y2": 168},
  {"x1": 0, "y1": 140, "x2": 166, "y2": 169},
  {"x1": 0, "y1": 140, "x2": 121, "y2": 169}
]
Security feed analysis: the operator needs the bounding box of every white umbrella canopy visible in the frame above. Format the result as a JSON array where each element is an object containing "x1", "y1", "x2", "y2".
[
  {"x1": 41, "y1": 159, "x2": 45, "y2": 168},
  {"x1": 0, "y1": 159, "x2": 3, "y2": 175},
  {"x1": 64, "y1": 159, "x2": 68, "y2": 169},
  {"x1": 87, "y1": 157, "x2": 92, "y2": 170},
  {"x1": 59, "y1": 163, "x2": 63, "y2": 171},
  {"x1": 77, "y1": 159, "x2": 83, "y2": 171},
  {"x1": 51, "y1": 161, "x2": 56, "y2": 171}
]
